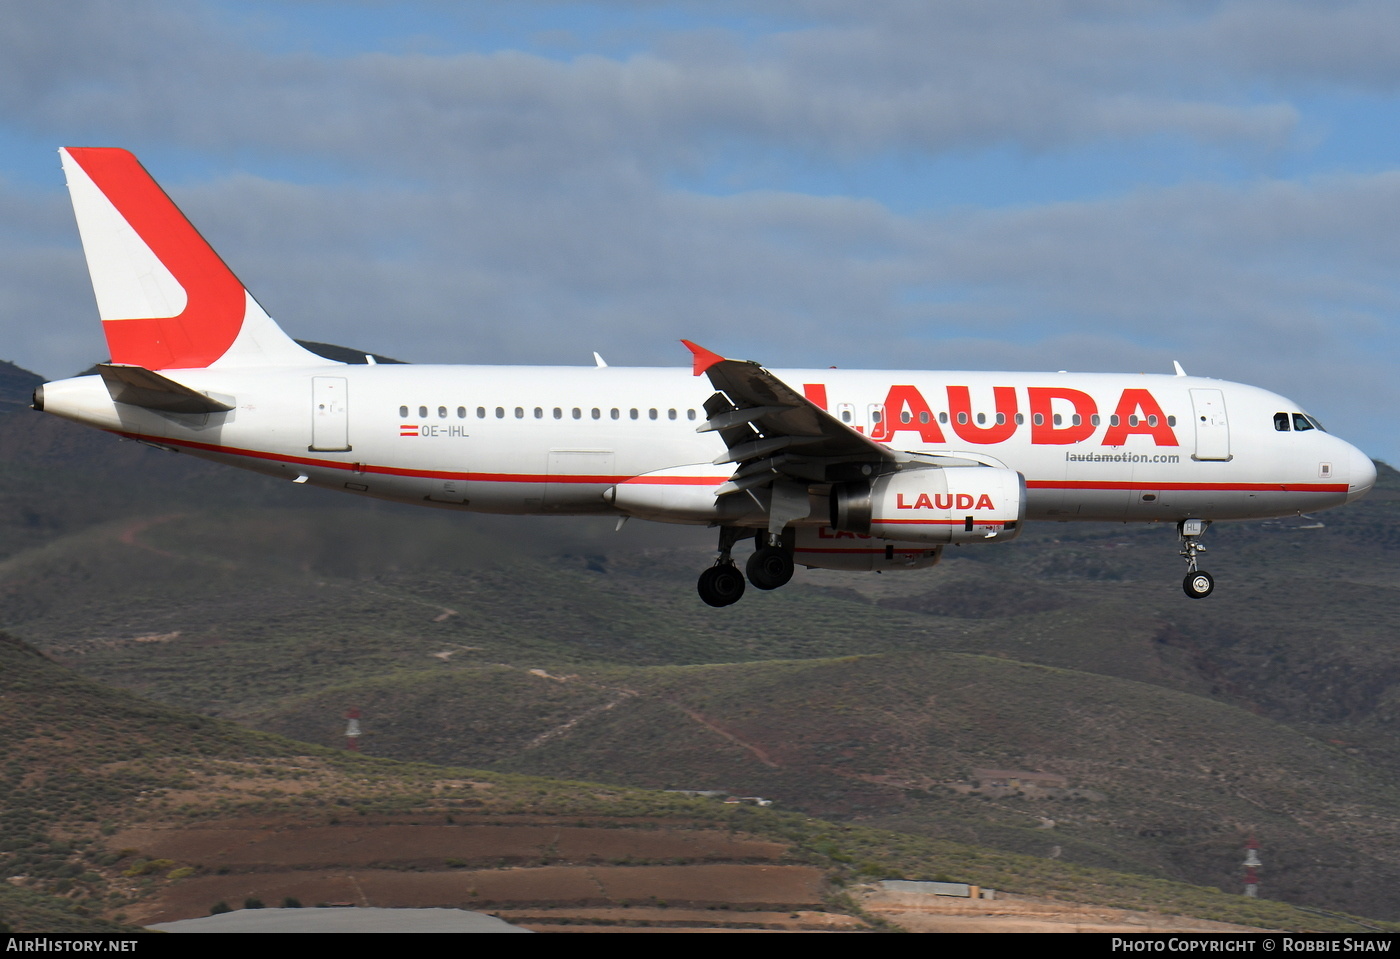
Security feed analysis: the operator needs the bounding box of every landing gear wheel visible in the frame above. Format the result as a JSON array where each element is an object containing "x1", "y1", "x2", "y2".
[
  {"x1": 1183, "y1": 570, "x2": 1215, "y2": 599},
  {"x1": 698, "y1": 564, "x2": 746, "y2": 607},
  {"x1": 746, "y1": 546, "x2": 794, "y2": 590}
]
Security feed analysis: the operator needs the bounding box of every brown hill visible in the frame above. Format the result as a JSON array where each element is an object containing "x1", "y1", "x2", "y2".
[{"x1": 1, "y1": 356, "x2": 1398, "y2": 926}]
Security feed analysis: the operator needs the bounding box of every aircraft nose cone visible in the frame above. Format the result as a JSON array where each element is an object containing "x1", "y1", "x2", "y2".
[{"x1": 1347, "y1": 446, "x2": 1377, "y2": 503}]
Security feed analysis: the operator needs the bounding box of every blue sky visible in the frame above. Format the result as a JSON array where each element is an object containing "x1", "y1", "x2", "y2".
[{"x1": 2, "y1": 0, "x2": 1397, "y2": 463}]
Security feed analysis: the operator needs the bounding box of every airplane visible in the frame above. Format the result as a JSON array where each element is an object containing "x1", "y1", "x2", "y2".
[{"x1": 33, "y1": 147, "x2": 1378, "y2": 607}]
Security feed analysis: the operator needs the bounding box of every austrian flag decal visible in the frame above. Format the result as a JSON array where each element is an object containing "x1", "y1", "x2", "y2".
[{"x1": 399, "y1": 424, "x2": 419, "y2": 437}]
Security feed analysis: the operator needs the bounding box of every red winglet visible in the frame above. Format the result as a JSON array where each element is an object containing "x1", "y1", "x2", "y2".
[{"x1": 681, "y1": 339, "x2": 725, "y2": 377}]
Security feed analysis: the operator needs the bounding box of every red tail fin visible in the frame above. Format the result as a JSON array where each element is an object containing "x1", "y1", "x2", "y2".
[{"x1": 60, "y1": 147, "x2": 323, "y2": 370}]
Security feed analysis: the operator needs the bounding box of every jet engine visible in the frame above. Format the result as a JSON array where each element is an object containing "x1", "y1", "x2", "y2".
[{"x1": 831, "y1": 466, "x2": 1025, "y2": 544}]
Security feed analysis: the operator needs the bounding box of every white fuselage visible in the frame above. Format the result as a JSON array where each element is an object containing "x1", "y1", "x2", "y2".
[{"x1": 37, "y1": 363, "x2": 1375, "y2": 526}]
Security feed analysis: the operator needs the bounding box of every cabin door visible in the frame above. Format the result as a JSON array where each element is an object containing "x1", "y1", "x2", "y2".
[
  {"x1": 310, "y1": 376, "x2": 351, "y2": 451},
  {"x1": 1189, "y1": 388, "x2": 1230, "y2": 461}
]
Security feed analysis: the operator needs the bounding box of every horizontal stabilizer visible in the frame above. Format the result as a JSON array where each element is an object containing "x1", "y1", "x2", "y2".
[{"x1": 98, "y1": 363, "x2": 234, "y2": 414}]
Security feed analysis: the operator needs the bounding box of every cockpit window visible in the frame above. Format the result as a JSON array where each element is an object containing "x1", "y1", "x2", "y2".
[
  {"x1": 1292, "y1": 413, "x2": 1314, "y2": 432},
  {"x1": 1274, "y1": 412, "x2": 1291, "y2": 432}
]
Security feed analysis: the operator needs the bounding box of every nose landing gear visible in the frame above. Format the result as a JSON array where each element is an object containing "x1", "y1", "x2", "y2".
[{"x1": 1179, "y1": 518, "x2": 1214, "y2": 599}]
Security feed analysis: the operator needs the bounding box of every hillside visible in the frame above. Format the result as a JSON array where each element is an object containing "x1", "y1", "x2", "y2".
[
  {"x1": 1, "y1": 360, "x2": 1398, "y2": 925},
  {"x1": 6, "y1": 629, "x2": 1366, "y2": 933},
  {"x1": 0, "y1": 360, "x2": 41, "y2": 412}
]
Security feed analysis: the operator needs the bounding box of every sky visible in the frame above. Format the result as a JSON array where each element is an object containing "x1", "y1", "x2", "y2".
[{"x1": 1, "y1": 0, "x2": 1397, "y2": 463}]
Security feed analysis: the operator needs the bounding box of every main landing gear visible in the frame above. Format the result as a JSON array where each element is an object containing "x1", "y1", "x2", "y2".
[
  {"x1": 697, "y1": 528, "x2": 795, "y2": 607},
  {"x1": 1178, "y1": 518, "x2": 1214, "y2": 599},
  {"x1": 747, "y1": 530, "x2": 795, "y2": 591},
  {"x1": 697, "y1": 563, "x2": 746, "y2": 607}
]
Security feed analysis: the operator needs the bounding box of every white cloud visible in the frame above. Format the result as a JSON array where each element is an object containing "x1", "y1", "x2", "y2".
[{"x1": 1, "y1": 0, "x2": 1398, "y2": 462}]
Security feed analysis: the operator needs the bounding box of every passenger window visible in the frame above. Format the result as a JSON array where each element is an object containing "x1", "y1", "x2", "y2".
[
  {"x1": 939, "y1": 412, "x2": 949, "y2": 424},
  {"x1": 919, "y1": 411, "x2": 930, "y2": 424},
  {"x1": 573, "y1": 408, "x2": 582, "y2": 419},
  {"x1": 1014, "y1": 413, "x2": 1024, "y2": 425},
  {"x1": 1033, "y1": 413, "x2": 1044, "y2": 427},
  {"x1": 591, "y1": 408, "x2": 601, "y2": 419},
  {"x1": 419, "y1": 406, "x2": 428, "y2": 418},
  {"x1": 649, "y1": 409, "x2": 658, "y2": 420},
  {"x1": 496, "y1": 407, "x2": 505, "y2": 418},
  {"x1": 1091, "y1": 414, "x2": 1101, "y2": 427},
  {"x1": 688, "y1": 410, "x2": 697, "y2": 420},
  {"x1": 554, "y1": 408, "x2": 563, "y2": 419},
  {"x1": 629, "y1": 408, "x2": 638, "y2": 420},
  {"x1": 841, "y1": 409, "x2": 852, "y2": 423},
  {"x1": 515, "y1": 407, "x2": 524, "y2": 419},
  {"x1": 1274, "y1": 412, "x2": 1291, "y2": 431},
  {"x1": 1167, "y1": 415, "x2": 1176, "y2": 427},
  {"x1": 610, "y1": 408, "x2": 620, "y2": 420},
  {"x1": 457, "y1": 406, "x2": 466, "y2": 419},
  {"x1": 1071, "y1": 414, "x2": 1081, "y2": 426},
  {"x1": 438, "y1": 406, "x2": 447, "y2": 419},
  {"x1": 957, "y1": 412, "x2": 968, "y2": 425},
  {"x1": 399, "y1": 405, "x2": 408, "y2": 418},
  {"x1": 1293, "y1": 413, "x2": 1314, "y2": 432},
  {"x1": 998, "y1": 413, "x2": 1007, "y2": 426},
  {"x1": 534, "y1": 407, "x2": 543, "y2": 419},
  {"x1": 976, "y1": 413, "x2": 986, "y2": 425},
  {"x1": 477, "y1": 407, "x2": 486, "y2": 418},
  {"x1": 900, "y1": 411, "x2": 912, "y2": 424},
  {"x1": 668, "y1": 409, "x2": 677, "y2": 420}
]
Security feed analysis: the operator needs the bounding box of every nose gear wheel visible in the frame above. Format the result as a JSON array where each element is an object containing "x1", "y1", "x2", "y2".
[{"x1": 1183, "y1": 570, "x2": 1215, "y2": 599}]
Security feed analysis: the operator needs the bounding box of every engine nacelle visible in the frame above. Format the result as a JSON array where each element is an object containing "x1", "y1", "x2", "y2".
[
  {"x1": 793, "y1": 526, "x2": 942, "y2": 571},
  {"x1": 832, "y1": 467, "x2": 1025, "y2": 545}
]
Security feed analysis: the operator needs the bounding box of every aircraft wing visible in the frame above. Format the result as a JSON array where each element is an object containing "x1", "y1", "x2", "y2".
[{"x1": 682, "y1": 341, "x2": 895, "y2": 496}]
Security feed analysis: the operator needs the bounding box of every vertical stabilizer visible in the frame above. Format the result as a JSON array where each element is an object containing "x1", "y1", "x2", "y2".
[{"x1": 59, "y1": 147, "x2": 329, "y2": 370}]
